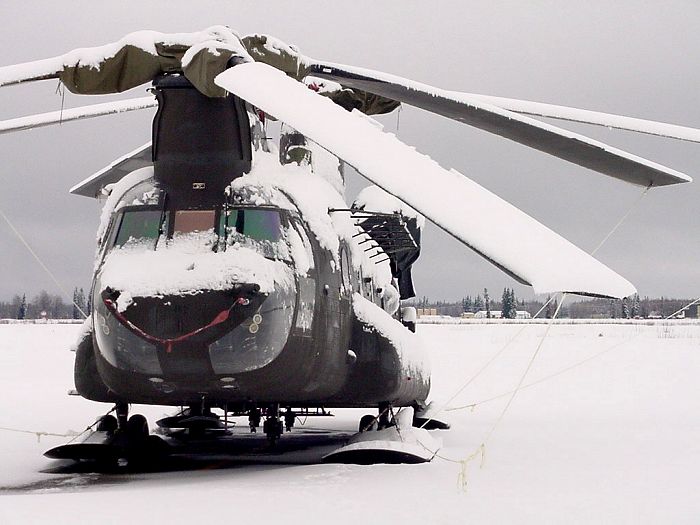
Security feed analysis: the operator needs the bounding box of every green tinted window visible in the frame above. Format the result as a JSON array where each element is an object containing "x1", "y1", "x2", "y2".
[
  {"x1": 229, "y1": 209, "x2": 282, "y2": 241},
  {"x1": 114, "y1": 210, "x2": 162, "y2": 247}
]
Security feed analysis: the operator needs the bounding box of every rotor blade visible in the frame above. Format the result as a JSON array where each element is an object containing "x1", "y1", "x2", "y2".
[
  {"x1": 306, "y1": 62, "x2": 691, "y2": 187},
  {"x1": 216, "y1": 63, "x2": 636, "y2": 298},
  {"x1": 465, "y1": 94, "x2": 700, "y2": 144},
  {"x1": 70, "y1": 142, "x2": 152, "y2": 198},
  {"x1": 0, "y1": 96, "x2": 156, "y2": 135},
  {"x1": 0, "y1": 57, "x2": 62, "y2": 88}
]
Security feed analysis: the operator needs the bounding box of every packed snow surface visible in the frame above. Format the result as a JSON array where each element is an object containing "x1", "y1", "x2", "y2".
[
  {"x1": 1, "y1": 322, "x2": 698, "y2": 523},
  {"x1": 216, "y1": 63, "x2": 636, "y2": 298}
]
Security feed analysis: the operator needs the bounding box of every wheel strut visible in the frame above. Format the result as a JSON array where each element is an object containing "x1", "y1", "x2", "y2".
[{"x1": 115, "y1": 402, "x2": 129, "y2": 431}]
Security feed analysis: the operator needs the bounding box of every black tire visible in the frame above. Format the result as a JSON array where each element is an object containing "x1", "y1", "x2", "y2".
[
  {"x1": 96, "y1": 414, "x2": 118, "y2": 433},
  {"x1": 359, "y1": 414, "x2": 376, "y2": 432},
  {"x1": 126, "y1": 414, "x2": 149, "y2": 442}
]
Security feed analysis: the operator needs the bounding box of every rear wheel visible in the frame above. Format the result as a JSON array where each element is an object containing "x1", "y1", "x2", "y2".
[{"x1": 359, "y1": 414, "x2": 376, "y2": 432}]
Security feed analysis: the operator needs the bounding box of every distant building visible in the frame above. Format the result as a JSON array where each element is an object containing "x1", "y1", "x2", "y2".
[
  {"x1": 684, "y1": 305, "x2": 699, "y2": 319},
  {"x1": 474, "y1": 310, "x2": 531, "y2": 319},
  {"x1": 416, "y1": 308, "x2": 438, "y2": 317}
]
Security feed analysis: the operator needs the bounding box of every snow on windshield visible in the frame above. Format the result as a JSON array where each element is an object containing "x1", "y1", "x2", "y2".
[{"x1": 101, "y1": 242, "x2": 293, "y2": 313}]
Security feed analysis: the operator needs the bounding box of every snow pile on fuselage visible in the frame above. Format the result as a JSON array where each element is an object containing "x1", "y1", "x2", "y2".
[
  {"x1": 100, "y1": 240, "x2": 293, "y2": 313},
  {"x1": 96, "y1": 166, "x2": 155, "y2": 244},
  {"x1": 354, "y1": 184, "x2": 425, "y2": 229},
  {"x1": 352, "y1": 293, "x2": 429, "y2": 378},
  {"x1": 231, "y1": 150, "x2": 394, "y2": 290}
]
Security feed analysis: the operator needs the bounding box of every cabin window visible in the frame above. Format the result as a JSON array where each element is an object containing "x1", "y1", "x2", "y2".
[
  {"x1": 113, "y1": 209, "x2": 163, "y2": 248},
  {"x1": 340, "y1": 247, "x2": 352, "y2": 294}
]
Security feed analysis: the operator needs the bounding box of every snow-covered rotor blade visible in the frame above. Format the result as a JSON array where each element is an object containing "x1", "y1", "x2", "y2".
[
  {"x1": 463, "y1": 94, "x2": 700, "y2": 144},
  {"x1": 0, "y1": 57, "x2": 62, "y2": 88},
  {"x1": 306, "y1": 63, "x2": 692, "y2": 187},
  {"x1": 0, "y1": 96, "x2": 157, "y2": 135},
  {"x1": 215, "y1": 63, "x2": 636, "y2": 299}
]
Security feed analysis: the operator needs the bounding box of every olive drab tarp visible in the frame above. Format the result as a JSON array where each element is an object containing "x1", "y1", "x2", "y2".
[
  {"x1": 58, "y1": 27, "x2": 399, "y2": 115},
  {"x1": 242, "y1": 34, "x2": 399, "y2": 115}
]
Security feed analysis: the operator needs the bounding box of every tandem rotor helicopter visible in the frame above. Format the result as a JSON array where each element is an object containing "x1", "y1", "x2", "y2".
[{"x1": 1, "y1": 26, "x2": 697, "y2": 465}]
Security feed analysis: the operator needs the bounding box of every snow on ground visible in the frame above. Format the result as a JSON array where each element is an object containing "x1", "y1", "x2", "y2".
[{"x1": 1, "y1": 322, "x2": 699, "y2": 524}]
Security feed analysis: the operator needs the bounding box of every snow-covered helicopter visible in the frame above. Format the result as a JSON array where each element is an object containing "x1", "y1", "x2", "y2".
[{"x1": 0, "y1": 26, "x2": 695, "y2": 464}]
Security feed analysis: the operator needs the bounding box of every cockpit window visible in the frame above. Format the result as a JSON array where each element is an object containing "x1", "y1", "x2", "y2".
[
  {"x1": 228, "y1": 209, "x2": 282, "y2": 241},
  {"x1": 113, "y1": 209, "x2": 163, "y2": 248},
  {"x1": 116, "y1": 180, "x2": 162, "y2": 211},
  {"x1": 223, "y1": 208, "x2": 288, "y2": 260},
  {"x1": 173, "y1": 210, "x2": 216, "y2": 234}
]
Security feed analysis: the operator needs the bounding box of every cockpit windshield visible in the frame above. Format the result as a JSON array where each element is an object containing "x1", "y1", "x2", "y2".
[
  {"x1": 105, "y1": 178, "x2": 291, "y2": 261},
  {"x1": 113, "y1": 209, "x2": 163, "y2": 248},
  {"x1": 222, "y1": 207, "x2": 288, "y2": 260}
]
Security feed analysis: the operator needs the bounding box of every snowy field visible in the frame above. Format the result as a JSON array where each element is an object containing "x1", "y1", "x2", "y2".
[{"x1": 1, "y1": 322, "x2": 698, "y2": 524}]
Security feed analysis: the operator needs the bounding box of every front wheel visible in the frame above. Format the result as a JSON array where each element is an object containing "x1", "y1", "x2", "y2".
[{"x1": 126, "y1": 414, "x2": 149, "y2": 442}]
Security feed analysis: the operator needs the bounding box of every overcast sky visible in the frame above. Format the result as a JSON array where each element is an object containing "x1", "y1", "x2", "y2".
[{"x1": 1, "y1": 1, "x2": 699, "y2": 303}]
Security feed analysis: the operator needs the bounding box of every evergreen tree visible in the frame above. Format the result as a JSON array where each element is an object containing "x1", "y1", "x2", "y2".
[
  {"x1": 510, "y1": 289, "x2": 518, "y2": 318},
  {"x1": 631, "y1": 294, "x2": 641, "y2": 318},
  {"x1": 501, "y1": 288, "x2": 515, "y2": 319},
  {"x1": 545, "y1": 295, "x2": 553, "y2": 319},
  {"x1": 462, "y1": 296, "x2": 472, "y2": 313},
  {"x1": 621, "y1": 298, "x2": 630, "y2": 319},
  {"x1": 73, "y1": 287, "x2": 86, "y2": 319},
  {"x1": 72, "y1": 287, "x2": 80, "y2": 319},
  {"x1": 17, "y1": 294, "x2": 27, "y2": 320},
  {"x1": 484, "y1": 288, "x2": 491, "y2": 319},
  {"x1": 474, "y1": 294, "x2": 483, "y2": 311}
]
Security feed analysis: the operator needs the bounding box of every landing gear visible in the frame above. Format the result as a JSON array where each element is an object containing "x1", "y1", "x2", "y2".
[
  {"x1": 126, "y1": 414, "x2": 149, "y2": 443},
  {"x1": 96, "y1": 414, "x2": 118, "y2": 433},
  {"x1": 359, "y1": 414, "x2": 377, "y2": 432},
  {"x1": 377, "y1": 402, "x2": 394, "y2": 430},
  {"x1": 44, "y1": 403, "x2": 168, "y2": 467},
  {"x1": 324, "y1": 405, "x2": 440, "y2": 465},
  {"x1": 248, "y1": 406, "x2": 262, "y2": 433},
  {"x1": 263, "y1": 404, "x2": 283, "y2": 446},
  {"x1": 359, "y1": 403, "x2": 393, "y2": 433},
  {"x1": 284, "y1": 406, "x2": 295, "y2": 432}
]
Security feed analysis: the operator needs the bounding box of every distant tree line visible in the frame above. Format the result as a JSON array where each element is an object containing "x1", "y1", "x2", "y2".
[
  {"x1": 0, "y1": 288, "x2": 90, "y2": 320},
  {"x1": 412, "y1": 290, "x2": 695, "y2": 319}
]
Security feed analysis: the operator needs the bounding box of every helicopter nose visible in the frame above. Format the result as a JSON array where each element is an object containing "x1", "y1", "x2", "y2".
[{"x1": 102, "y1": 284, "x2": 266, "y2": 349}]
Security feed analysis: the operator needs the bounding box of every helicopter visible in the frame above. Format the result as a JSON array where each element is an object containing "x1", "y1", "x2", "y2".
[{"x1": 0, "y1": 26, "x2": 695, "y2": 464}]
